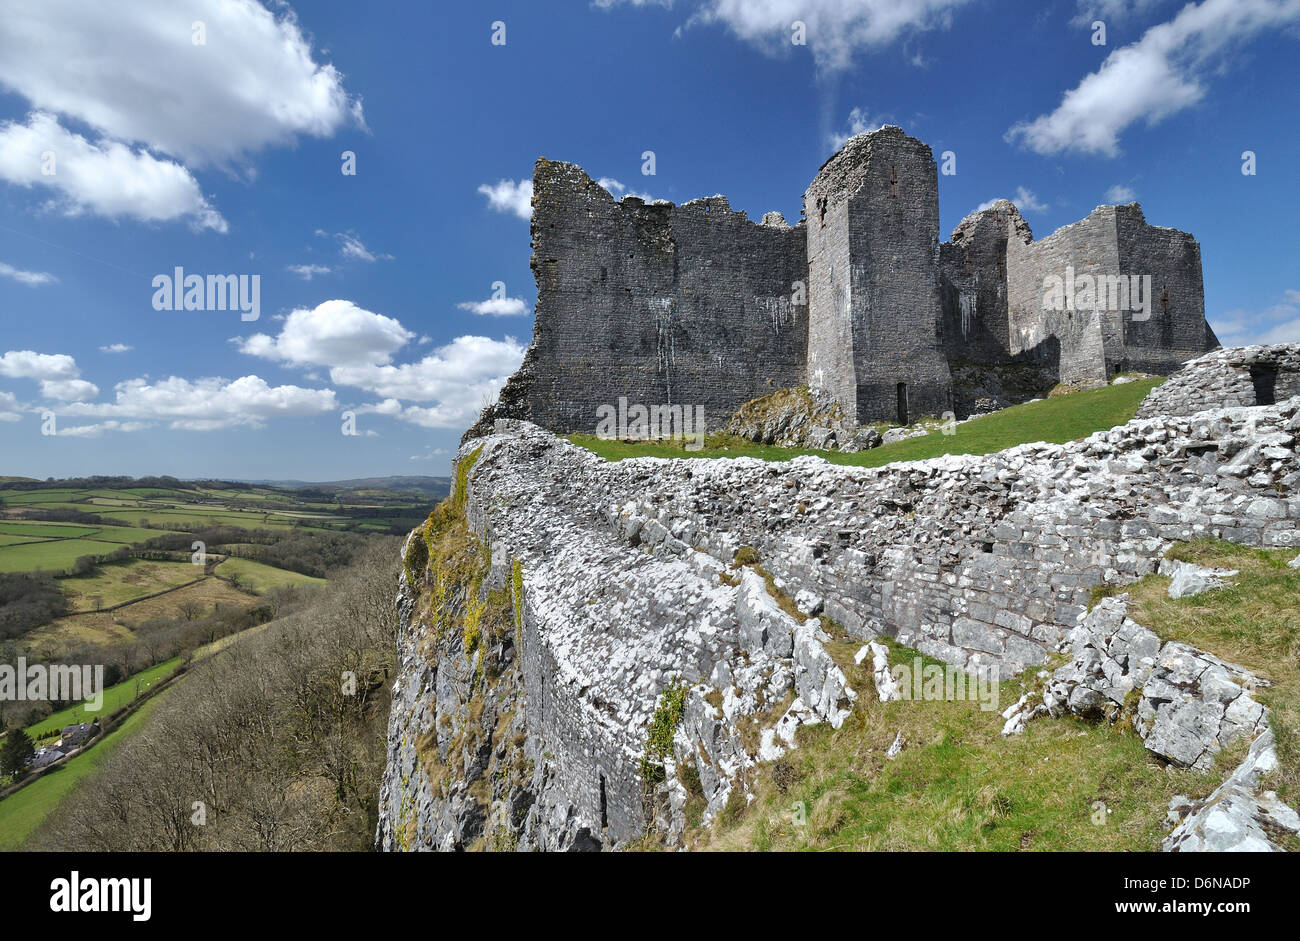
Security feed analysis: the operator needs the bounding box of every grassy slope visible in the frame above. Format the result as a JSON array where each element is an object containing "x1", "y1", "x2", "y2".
[
  {"x1": 0, "y1": 539, "x2": 129, "y2": 574},
  {"x1": 1095, "y1": 541, "x2": 1300, "y2": 817},
  {"x1": 571, "y1": 378, "x2": 1162, "y2": 467},
  {"x1": 695, "y1": 540, "x2": 1300, "y2": 852},
  {"x1": 61, "y1": 560, "x2": 201, "y2": 611},
  {"x1": 214, "y1": 556, "x2": 327, "y2": 593},
  {"x1": 692, "y1": 635, "x2": 1214, "y2": 852},
  {"x1": 0, "y1": 695, "x2": 162, "y2": 850},
  {"x1": 21, "y1": 658, "x2": 182, "y2": 744}
]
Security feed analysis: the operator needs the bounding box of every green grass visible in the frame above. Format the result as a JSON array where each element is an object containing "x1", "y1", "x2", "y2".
[
  {"x1": 61, "y1": 560, "x2": 202, "y2": 611},
  {"x1": 692, "y1": 633, "x2": 1213, "y2": 852},
  {"x1": 571, "y1": 378, "x2": 1163, "y2": 468},
  {"x1": 79, "y1": 525, "x2": 183, "y2": 545},
  {"x1": 1106, "y1": 540, "x2": 1300, "y2": 818},
  {"x1": 214, "y1": 557, "x2": 326, "y2": 593},
  {"x1": 0, "y1": 534, "x2": 44, "y2": 547},
  {"x1": 21, "y1": 658, "x2": 182, "y2": 744},
  {"x1": 0, "y1": 538, "x2": 128, "y2": 573},
  {"x1": 0, "y1": 695, "x2": 163, "y2": 849},
  {"x1": 0, "y1": 522, "x2": 101, "y2": 538}
]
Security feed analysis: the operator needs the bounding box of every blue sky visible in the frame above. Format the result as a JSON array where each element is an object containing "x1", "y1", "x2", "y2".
[{"x1": 0, "y1": 0, "x2": 1296, "y2": 480}]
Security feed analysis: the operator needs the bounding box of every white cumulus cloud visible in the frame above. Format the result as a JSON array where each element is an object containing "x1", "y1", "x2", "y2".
[
  {"x1": 478, "y1": 179, "x2": 534, "y2": 219},
  {"x1": 0, "y1": 112, "x2": 226, "y2": 231},
  {"x1": 826, "y1": 106, "x2": 889, "y2": 150},
  {"x1": 287, "y1": 264, "x2": 332, "y2": 281},
  {"x1": 1008, "y1": 0, "x2": 1300, "y2": 157},
  {"x1": 0, "y1": 0, "x2": 364, "y2": 169},
  {"x1": 975, "y1": 186, "x2": 1048, "y2": 215},
  {"x1": 236, "y1": 299, "x2": 414, "y2": 369},
  {"x1": 61, "y1": 375, "x2": 338, "y2": 431},
  {"x1": 600, "y1": 0, "x2": 970, "y2": 72},
  {"x1": 330, "y1": 335, "x2": 526, "y2": 429},
  {"x1": 0, "y1": 349, "x2": 98, "y2": 400},
  {"x1": 458, "y1": 296, "x2": 531, "y2": 317}
]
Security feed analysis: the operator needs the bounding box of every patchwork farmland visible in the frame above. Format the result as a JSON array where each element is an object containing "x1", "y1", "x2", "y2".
[{"x1": 0, "y1": 476, "x2": 430, "y2": 844}]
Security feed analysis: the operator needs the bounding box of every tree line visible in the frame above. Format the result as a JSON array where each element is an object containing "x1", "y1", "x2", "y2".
[{"x1": 29, "y1": 539, "x2": 400, "y2": 851}]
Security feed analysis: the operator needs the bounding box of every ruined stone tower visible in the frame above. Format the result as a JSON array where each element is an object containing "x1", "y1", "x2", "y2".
[
  {"x1": 467, "y1": 126, "x2": 1219, "y2": 442},
  {"x1": 804, "y1": 126, "x2": 951, "y2": 426}
]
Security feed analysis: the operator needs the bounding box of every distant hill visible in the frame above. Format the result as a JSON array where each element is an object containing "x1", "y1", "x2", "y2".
[{"x1": 240, "y1": 476, "x2": 451, "y2": 499}]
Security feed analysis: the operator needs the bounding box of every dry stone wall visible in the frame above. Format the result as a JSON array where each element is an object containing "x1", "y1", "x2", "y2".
[{"x1": 1138, "y1": 344, "x2": 1300, "y2": 418}]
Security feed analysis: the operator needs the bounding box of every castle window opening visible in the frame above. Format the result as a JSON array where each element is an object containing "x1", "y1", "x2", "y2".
[
  {"x1": 598, "y1": 774, "x2": 609, "y2": 830},
  {"x1": 1251, "y1": 364, "x2": 1279, "y2": 406},
  {"x1": 896, "y1": 382, "x2": 909, "y2": 425}
]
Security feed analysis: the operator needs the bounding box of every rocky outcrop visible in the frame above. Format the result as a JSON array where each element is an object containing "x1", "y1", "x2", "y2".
[
  {"x1": 724, "y1": 386, "x2": 881, "y2": 452},
  {"x1": 382, "y1": 353, "x2": 1300, "y2": 852},
  {"x1": 1035, "y1": 596, "x2": 1268, "y2": 771},
  {"x1": 1159, "y1": 558, "x2": 1238, "y2": 598},
  {"x1": 1164, "y1": 729, "x2": 1300, "y2": 851}
]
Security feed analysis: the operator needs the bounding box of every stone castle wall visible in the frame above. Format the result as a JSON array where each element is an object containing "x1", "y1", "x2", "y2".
[
  {"x1": 938, "y1": 200, "x2": 1032, "y2": 366},
  {"x1": 1114, "y1": 205, "x2": 1214, "y2": 373},
  {"x1": 1137, "y1": 343, "x2": 1300, "y2": 418},
  {"x1": 381, "y1": 356, "x2": 1300, "y2": 850},
  {"x1": 480, "y1": 159, "x2": 807, "y2": 436},
  {"x1": 805, "y1": 126, "x2": 953, "y2": 425},
  {"x1": 468, "y1": 127, "x2": 1218, "y2": 443}
]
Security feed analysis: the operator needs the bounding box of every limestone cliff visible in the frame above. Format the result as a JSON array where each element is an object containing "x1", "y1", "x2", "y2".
[{"x1": 378, "y1": 347, "x2": 1300, "y2": 851}]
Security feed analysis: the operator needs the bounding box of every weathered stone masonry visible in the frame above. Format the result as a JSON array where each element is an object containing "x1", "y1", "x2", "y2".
[
  {"x1": 384, "y1": 360, "x2": 1300, "y2": 849},
  {"x1": 470, "y1": 125, "x2": 1219, "y2": 440},
  {"x1": 486, "y1": 159, "x2": 808, "y2": 437}
]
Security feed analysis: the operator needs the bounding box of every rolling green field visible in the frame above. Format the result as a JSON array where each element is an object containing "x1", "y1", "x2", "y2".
[
  {"x1": 0, "y1": 539, "x2": 129, "y2": 574},
  {"x1": 215, "y1": 557, "x2": 327, "y2": 592},
  {"x1": 0, "y1": 695, "x2": 163, "y2": 850},
  {"x1": 571, "y1": 378, "x2": 1163, "y2": 468},
  {"x1": 22, "y1": 658, "x2": 182, "y2": 744},
  {"x1": 61, "y1": 560, "x2": 203, "y2": 611},
  {"x1": 0, "y1": 521, "x2": 102, "y2": 538}
]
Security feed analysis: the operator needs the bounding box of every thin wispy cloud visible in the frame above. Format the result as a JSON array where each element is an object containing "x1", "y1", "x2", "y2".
[{"x1": 0, "y1": 260, "x2": 57, "y2": 285}]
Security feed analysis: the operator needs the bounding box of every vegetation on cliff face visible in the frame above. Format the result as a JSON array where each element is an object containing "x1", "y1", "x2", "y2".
[
  {"x1": 402, "y1": 447, "x2": 532, "y2": 848},
  {"x1": 569, "y1": 377, "x2": 1162, "y2": 467}
]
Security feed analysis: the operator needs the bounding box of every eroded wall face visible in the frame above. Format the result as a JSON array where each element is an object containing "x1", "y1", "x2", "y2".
[
  {"x1": 523, "y1": 160, "x2": 807, "y2": 434},
  {"x1": 1005, "y1": 205, "x2": 1216, "y2": 386},
  {"x1": 805, "y1": 192, "x2": 858, "y2": 418},
  {"x1": 1116, "y1": 205, "x2": 1216, "y2": 372},
  {"x1": 1006, "y1": 209, "x2": 1120, "y2": 385},
  {"x1": 805, "y1": 129, "x2": 952, "y2": 425},
  {"x1": 937, "y1": 205, "x2": 1027, "y2": 365}
]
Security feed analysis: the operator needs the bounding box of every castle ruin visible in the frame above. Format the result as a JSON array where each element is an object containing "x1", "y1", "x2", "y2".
[{"x1": 470, "y1": 125, "x2": 1219, "y2": 438}]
